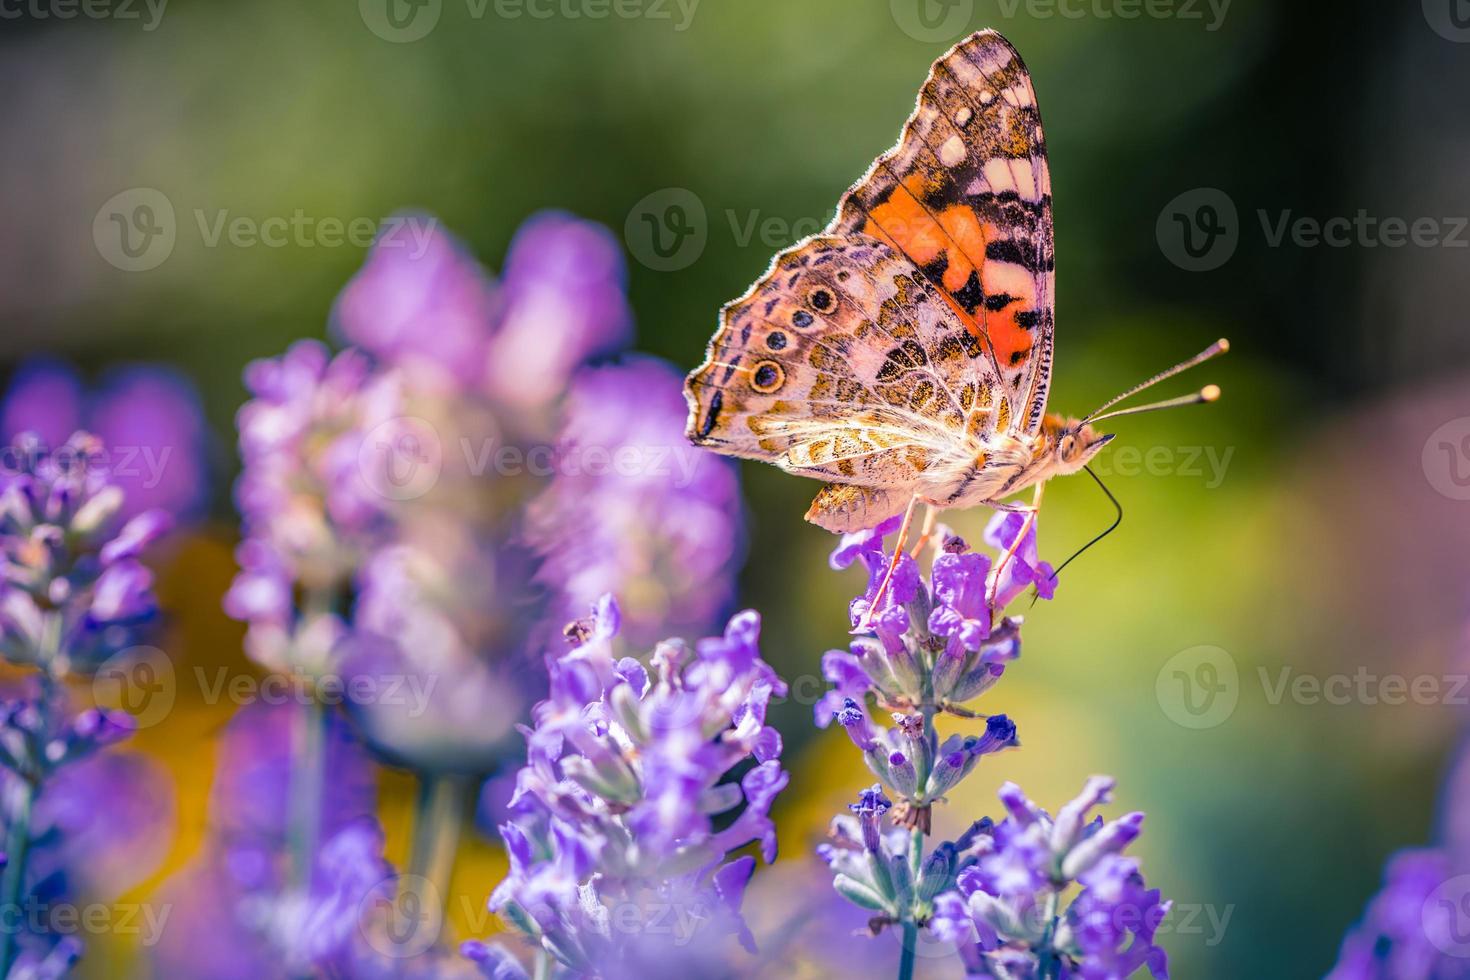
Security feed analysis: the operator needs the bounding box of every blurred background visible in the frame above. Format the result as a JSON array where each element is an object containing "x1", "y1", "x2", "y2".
[{"x1": 3, "y1": 0, "x2": 1470, "y2": 976}]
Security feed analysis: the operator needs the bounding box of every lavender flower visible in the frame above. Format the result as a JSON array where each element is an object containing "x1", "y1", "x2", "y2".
[
  {"x1": 150, "y1": 702, "x2": 420, "y2": 978},
  {"x1": 0, "y1": 431, "x2": 171, "y2": 676},
  {"x1": 1326, "y1": 848, "x2": 1465, "y2": 980},
  {"x1": 525, "y1": 357, "x2": 743, "y2": 647},
  {"x1": 820, "y1": 513, "x2": 1169, "y2": 979},
  {"x1": 483, "y1": 211, "x2": 633, "y2": 410},
  {"x1": 0, "y1": 359, "x2": 210, "y2": 523},
  {"x1": 0, "y1": 432, "x2": 174, "y2": 975},
  {"x1": 818, "y1": 516, "x2": 1030, "y2": 828},
  {"x1": 928, "y1": 779, "x2": 1167, "y2": 979},
  {"x1": 472, "y1": 597, "x2": 788, "y2": 977},
  {"x1": 333, "y1": 217, "x2": 498, "y2": 393}
]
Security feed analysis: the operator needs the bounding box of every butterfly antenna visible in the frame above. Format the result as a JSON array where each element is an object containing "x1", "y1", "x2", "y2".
[
  {"x1": 1083, "y1": 339, "x2": 1229, "y2": 424},
  {"x1": 1031, "y1": 465, "x2": 1121, "y2": 605},
  {"x1": 1087, "y1": 385, "x2": 1220, "y2": 424}
]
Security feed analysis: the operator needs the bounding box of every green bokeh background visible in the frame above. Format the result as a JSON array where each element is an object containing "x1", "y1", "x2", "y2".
[{"x1": 5, "y1": 0, "x2": 1470, "y2": 976}]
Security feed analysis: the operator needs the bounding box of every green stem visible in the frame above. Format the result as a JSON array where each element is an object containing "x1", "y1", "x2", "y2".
[
  {"x1": 288, "y1": 694, "x2": 326, "y2": 896},
  {"x1": 898, "y1": 918, "x2": 918, "y2": 980},
  {"x1": 406, "y1": 772, "x2": 471, "y2": 909},
  {"x1": 0, "y1": 777, "x2": 36, "y2": 976},
  {"x1": 1036, "y1": 888, "x2": 1061, "y2": 979},
  {"x1": 533, "y1": 948, "x2": 552, "y2": 980}
]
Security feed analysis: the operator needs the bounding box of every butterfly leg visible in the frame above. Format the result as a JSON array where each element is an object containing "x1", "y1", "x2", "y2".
[
  {"x1": 988, "y1": 482, "x2": 1046, "y2": 619},
  {"x1": 857, "y1": 493, "x2": 921, "y2": 631},
  {"x1": 909, "y1": 505, "x2": 942, "y2": 560}
]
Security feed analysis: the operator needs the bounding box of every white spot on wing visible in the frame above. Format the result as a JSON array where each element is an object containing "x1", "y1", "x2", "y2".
[{"x1": 939, "y1": 135, "x2": 967, "y2": 168}]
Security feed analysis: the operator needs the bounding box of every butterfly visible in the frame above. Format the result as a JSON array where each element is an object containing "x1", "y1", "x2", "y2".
[{"x1": 684, "y1": 30, "x2": 1226, "y2": 572}]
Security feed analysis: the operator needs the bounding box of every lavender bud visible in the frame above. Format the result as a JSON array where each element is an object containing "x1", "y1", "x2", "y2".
[
  {"x1": 1061, "y1": 811, "x2": 1145, "y2": 879},
  {"x1": 918, "y1": 841, "x2": 957, "y2": 902},
  {"x1": 887, "y1": 751, "x2": 918, "y2": 798},
  {"x1": 836, "y1": 698, "x2": 879, "y2": 752},
  {"x1": 833, "y1": 873, "x2": 891, "y2": 913}
]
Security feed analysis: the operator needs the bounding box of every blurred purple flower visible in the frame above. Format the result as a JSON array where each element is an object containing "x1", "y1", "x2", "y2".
[
  {"x1": 0, "y1": 358, "x2": 210, "y2": 523},
  {"x1": 151, "y1": 702, "x2": 398, "y2": 979},
  {"x1": 1327, "y1": 848, "x2": 1467, "y2": 980},
  {"x1": 333, "y1": 217, "x2": 498, "y2": 393},
  {"x1": 525, "y1": 356, "x2": 743, "y2": 648},
  {"x1": 484, "y1": 211, "x2": 632, "y2": 409}
]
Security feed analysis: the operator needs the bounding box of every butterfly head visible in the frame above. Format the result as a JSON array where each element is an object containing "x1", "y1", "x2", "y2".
[{"x1": 1046, "y1": 417, "x2": 1115, "y2": 476}]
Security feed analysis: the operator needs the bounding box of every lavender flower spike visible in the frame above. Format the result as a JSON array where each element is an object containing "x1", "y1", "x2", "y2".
[{"x1": 473, "y1": 597, "x2": 789, "y2": 977}]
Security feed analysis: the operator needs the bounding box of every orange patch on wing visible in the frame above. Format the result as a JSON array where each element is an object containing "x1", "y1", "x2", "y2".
[{"x1": 861, "y1": 174, "x2": 1037, "y2": 370}]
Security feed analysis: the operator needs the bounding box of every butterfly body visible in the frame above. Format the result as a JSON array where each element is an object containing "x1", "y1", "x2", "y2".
[{"x1": 685, "y1": 30, "x2": 1218, "y2": 535}]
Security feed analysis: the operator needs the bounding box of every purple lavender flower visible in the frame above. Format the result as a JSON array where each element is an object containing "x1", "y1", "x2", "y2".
[
  {"x1": 1326, "y1": 848, "x2": 1465, "y2": 980},
  {"x1": 0, "y1": 359, "x2": 209, "y2": 523},
  {"x1": 342, "y1": 539, "x2": 533, "y2": 773},
  {"x1": 333, "y1": 217, "x2": 498, "y2": 393},
  {"x1": 0, "y1": 431, "x2": 171, "y2": 675},
  {"x1": 483, "y1": 211, "x2": 633, "y2": 410},
  {"x1": 525, "y1": 356, "x2": 743, "y2": 648},
  {"x1": 150, "y1": 702, "x2": 419, "y2": 979},
  {"x1": 226, "y1": 340, "x2": 405, "y2": 674},
  {"x1": 817, "y1": 523, "x2": 1026, "y2": 827},
  {"x1": 472, "y1": 598, "x2": 788, "y2": 976},
  {"x1": 928, "y1": 778, "x2": 1168, "y2": 979}
]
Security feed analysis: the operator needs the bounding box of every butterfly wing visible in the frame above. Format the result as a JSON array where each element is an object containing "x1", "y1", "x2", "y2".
[
  {"x1": 827, "y1": 30, "x2": 1055, "y2": 436},
  {"x1": 684, "y1": 236, "x2": 1002, "y2": 504}
]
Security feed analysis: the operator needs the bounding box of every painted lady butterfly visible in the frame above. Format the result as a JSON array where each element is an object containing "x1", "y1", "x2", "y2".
[{"x1": 685, "y1": 30, "x2": 1226, "y2": 551}]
